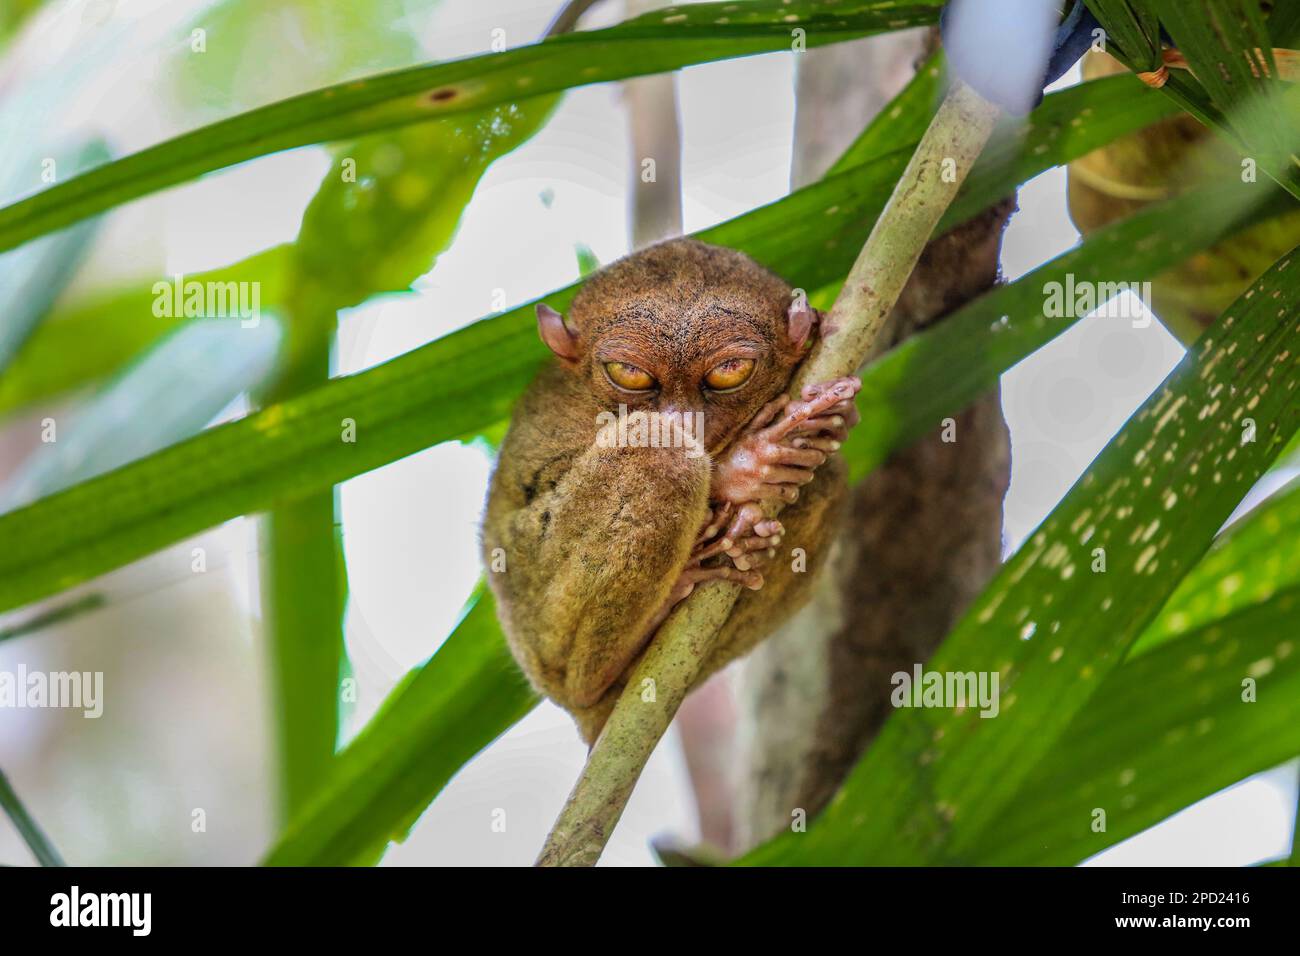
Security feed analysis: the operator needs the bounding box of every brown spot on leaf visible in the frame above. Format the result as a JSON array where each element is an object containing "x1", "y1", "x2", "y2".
[{"x1": 429, "y1": 88, "x2": 458, "y2": 103}]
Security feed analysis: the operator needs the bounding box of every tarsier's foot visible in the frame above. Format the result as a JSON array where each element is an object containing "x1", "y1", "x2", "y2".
[
  {"x1": 643, "y1": 505, "x2": 777, "y2": 635},
  {"x1": 692, "y1": 502, "x2": 784, "y2": 573},
  {"x1": 711, "y1": 376, "x2": 862, "y2": 505}
]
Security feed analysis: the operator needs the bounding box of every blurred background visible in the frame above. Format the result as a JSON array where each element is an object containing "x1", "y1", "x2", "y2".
[{"x1": 0, "y1": 0, "x2": 1295, "y2": 866}]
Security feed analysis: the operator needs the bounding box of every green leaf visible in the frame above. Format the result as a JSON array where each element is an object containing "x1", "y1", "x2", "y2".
[
  {"x1": 1083, "y1": 0, "x2": 1161, "y2": 68},
  {"x1": 972, "y1": 584, "x2": 1300, "y2": 864},
  {"x1": 1131, "y1": 477, "x2": 1300, "y2": 656},
  {"x1": 0, "y1": 766, "x2": 64, "y2": 866},
  {"x1": 0, "y1": 74, "x2": 1187, "y2": 616},
  {"x1": 263, "y1": 485, "x2": 347, "y2": 820},
  {"x1": 741, "y1": 243, "x2": 1300, "y2": 865},
  {"x1": 1088, "y1": 0, "x2": 1300, "y2": 200},
  {"x1": 840, "y1": 178, "x2": 1290, "y2": 481},
  {"x1": 257, "y1": 59, "x2": 560, "y2": 820},
  {"x1": 0, "y1": 0, "x2": 946, "y2": 255},
  {"x1": 968, "y1": 479, "x2": 1300, "y2": 863},
  {"x1": 1, "y1": 319, "x2": 282, "y2": 509},
  {"x1": 174, "y1": 0, "x2": 439, "y2": 117},
  {"x1": 262, "y1": 591, "x2": 538, "y2": 866},
  {"x1": 1271, "y1": 2, "x2": 1300, "y2": 46},
  {"x1": 295, "y1": 98, "x2": 558, "y2": 311},
  {"x1": 0, "y1": 244, "x2": 293, "y2": 420},
  {"x1": 0, "y1": 140, "x2": 108, "y2": 372},
  {"x1": 0, "y1": 594, "x2": 106, "y2": 645}
]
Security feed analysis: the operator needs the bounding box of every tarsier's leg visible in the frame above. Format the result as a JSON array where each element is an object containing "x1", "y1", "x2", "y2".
[
  {"x1": 569, "y1": 506, "x2": 776, "y2": 743},
  {"x1": 493, "y1": 442, "x2": 713, "y2": 711}
]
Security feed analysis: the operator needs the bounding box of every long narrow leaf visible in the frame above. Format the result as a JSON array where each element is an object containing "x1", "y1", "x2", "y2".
[
  {"x1": 0, "y1": 767, "x2": 65, "y2": 866},
  {"x1": 0, "y1": 0, "x2": 946, "y2": 255},
  {"x1": 974, "y1": 584, "x2": 1300, "y2": 864},
  {"x1": 262, "y1": 592, "x2": 536, "y2": 865},
  {"x1": 742, "y1": 243, "x2": 1300, "y2": 865}
]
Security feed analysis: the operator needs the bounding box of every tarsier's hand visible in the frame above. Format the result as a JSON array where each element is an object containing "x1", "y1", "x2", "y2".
[{"x1": 711, "y1": 376, "x2": 862, "y2": 506}]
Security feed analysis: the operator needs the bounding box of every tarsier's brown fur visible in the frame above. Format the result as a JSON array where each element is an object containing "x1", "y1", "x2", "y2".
[{"x1": 483, "y1": 238, "x2": 855, "y2": 742}]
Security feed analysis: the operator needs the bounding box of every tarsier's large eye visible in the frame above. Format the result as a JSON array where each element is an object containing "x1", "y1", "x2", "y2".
[
  {"x1": 604, "y1": 361, "x2": 656, "y2": 391},
  {"x1": 703, "y1": 358, "x2": 755, "y2": 391}
]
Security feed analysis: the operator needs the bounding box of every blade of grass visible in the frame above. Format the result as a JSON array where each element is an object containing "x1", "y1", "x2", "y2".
[
  {"x1": 839, "y1": 177, "x2": 1290, "y2": 480},
  {"x1": 0, "y1": 767, "x2": 65, "y2": 866}
]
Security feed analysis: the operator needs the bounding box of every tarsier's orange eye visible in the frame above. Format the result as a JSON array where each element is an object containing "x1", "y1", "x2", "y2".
[
  {"x1": 604, "y1": 361, "x2": 656, "y2": 391},
  {"x1": 703, "y1": 358, "x2": 755, "y2": 391}
]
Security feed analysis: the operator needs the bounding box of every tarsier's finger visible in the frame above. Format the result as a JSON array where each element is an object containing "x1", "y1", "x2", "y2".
[
  {"x1": 777, "y1": 485, "x2": 800, "y2": 504},
  {"x1": 800, "y1": 376, "x2": 862, "y2": 402},
  {"x1": 728, "y1": 532, "x2": 779, "y2": 554},
  {"x1": 763, "y1": 378, "x2": 858, "y2": 441},
  {"x1": 766, "y1": 446, "x2": 826, "y2": 468},
  {"x1": 726, "y1": 533, "x2": 779, "y2": 570},
  {"x1": 761, "y1": 464, "x2": 817, "y2": 486},
  {"x1": 720, "y1": 503, "x2": 764, "y2": 544},
  {"x1": 790, "y1": 436, "x2": 842, "y2": 453},
  {"x1": 684, "y1": 564, "x2": 764, "y2": 591},
  {"x1": 790, "y1": 415, "x2": 850, "y2": 442},
  {"x1": 697, "y1": 501, "x2": 734, "y2": 544},
  {"x1": 745, "y1": 397, "x2": 787, "y2": 434},
  {"x1": 753, "y1": 519, "x2": 783, "y2": 538},
  {"x1": 789, "y1": 402, "x2": 859, "y2": 436}
]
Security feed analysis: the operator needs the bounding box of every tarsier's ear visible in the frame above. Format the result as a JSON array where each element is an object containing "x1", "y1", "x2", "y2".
[
  {"x1": 537, "y1": 303, "x2": 581, "y2": 363},
  {"x1": 786, "y1": 297, "x2": 818, "y2": 352}
]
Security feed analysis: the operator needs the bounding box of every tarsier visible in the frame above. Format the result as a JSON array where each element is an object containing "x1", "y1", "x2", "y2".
[{"x1": 483, "y1": 238, "x2": 861, "y2": 742}]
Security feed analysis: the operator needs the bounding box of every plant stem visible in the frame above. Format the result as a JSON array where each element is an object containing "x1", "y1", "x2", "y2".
[
  {"x1": 0, "y1": 767, "x2": 65, "y2": 866},
  {"x1": 536, "y1": 80, "x2": 1003, "y2": 867}
]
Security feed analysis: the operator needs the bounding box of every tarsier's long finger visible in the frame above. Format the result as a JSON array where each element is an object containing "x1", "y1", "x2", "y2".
[
  {"x1": 761, "y1": 464, "x2": 817, "y2": 486},
  {"x1": 789, "y1": 402, "x2": 859, "y2": 436},
  {"x1": 790, "y1": 410, "x2": 858, "y2": 443},
  {"x1": 763, "y1": 377, "x2": 860, "y2": 442},
  {"x1": 720, "y1": 503, "x2": 764, "y2": 543},
  {"x1": 694, "y1": 503, "x2": 759, "y2": 563},
  {"x1": 682, "y1": 564, "x2": 764, "y2": 591},
  {"x1": 800, "y1": 378, "x2": 862, "y2": 402},
  {"x1": 766, "y1": 446, "x2": 827, "y2": 468},
  {"x1": 745, "y1": 397, "x2": 787, "y2": 434},
  {"x1": 726, "y1": 533, "x2": 780, "y2": 571},
  {"x1": 789, "y1": 435, "x2": 842, "y2": 454},
  {"x1": 797, "y1": 398, "x2": 856, "y2": 421},
  {"x1": 696, "y1": 502, "x2": 734, "y2": 545}
]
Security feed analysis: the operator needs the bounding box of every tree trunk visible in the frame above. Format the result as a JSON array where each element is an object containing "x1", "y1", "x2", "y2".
[{"x1": 735, "y1": 33, "x2": 1014, "y2": 850}]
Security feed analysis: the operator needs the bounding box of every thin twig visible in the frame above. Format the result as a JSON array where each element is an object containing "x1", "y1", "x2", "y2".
[
  {"x1": 0, "y1": 767, "x2": 65, "y2": 866},
  {"x1": 536, "y1": 80, "x2": 1003, "y2": 867}
]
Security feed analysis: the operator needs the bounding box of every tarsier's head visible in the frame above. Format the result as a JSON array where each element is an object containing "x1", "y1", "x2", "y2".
[{"x1": 536, "y1": 238, "x2": 817, "y2": 453}]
